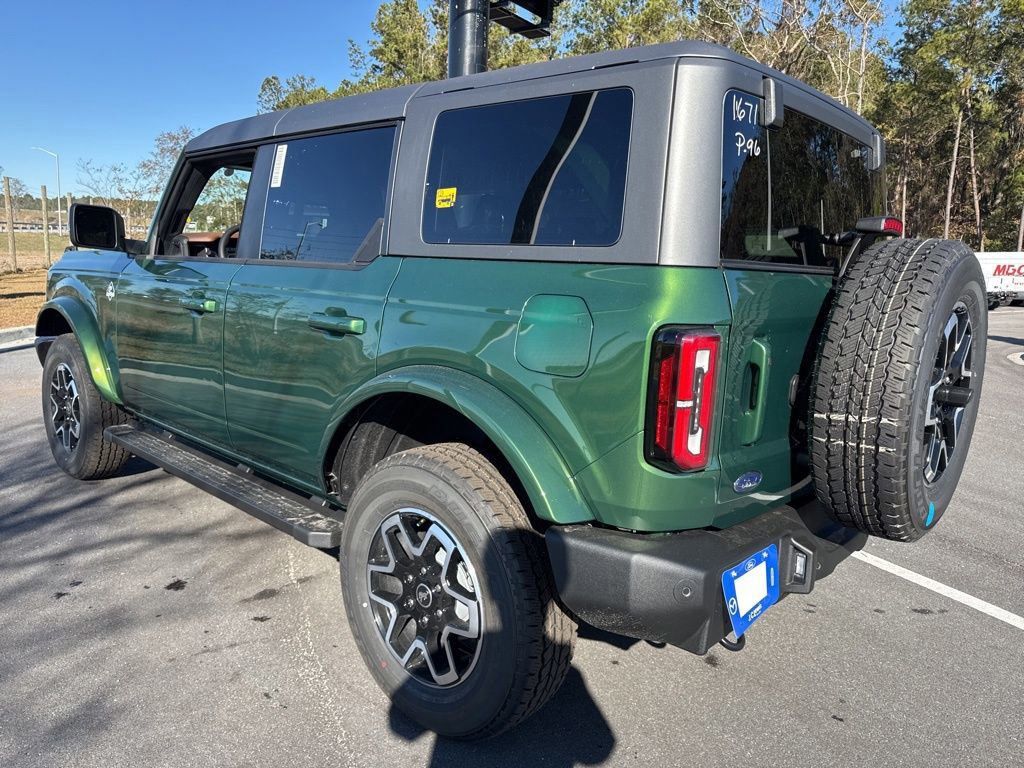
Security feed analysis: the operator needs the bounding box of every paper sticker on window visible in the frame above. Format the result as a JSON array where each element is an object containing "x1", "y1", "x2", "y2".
[
  {"x1": 435, "y1": 187, "x2": 457, "y2": 209},
  {"x1": 270, "y1": 144, "x2": 288, "y2": 188}
]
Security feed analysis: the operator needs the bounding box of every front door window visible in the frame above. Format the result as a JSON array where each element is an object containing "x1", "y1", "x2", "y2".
[
  {"x1": 160, "y1": 153, "x2": 254, "y2": 259},
  {"x1": 187, "y1": 167, "x2": 251, "y2": 236}
]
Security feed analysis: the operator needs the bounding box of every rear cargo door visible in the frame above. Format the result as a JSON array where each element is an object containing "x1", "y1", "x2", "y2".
[
  {"x1": 718, "y1": 269, "x2": 831, "y2": 513},
  {"x1": 715, "y1": 88, "x2": 885, "y2": 518}
]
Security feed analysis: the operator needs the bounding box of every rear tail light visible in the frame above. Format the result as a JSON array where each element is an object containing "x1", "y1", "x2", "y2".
[
  {"x1": 855, "y1": 216, "x2": 903, "y2": 237},
  {"x1": 645, "y1": 328, "x2": 720, "y2": 472}
]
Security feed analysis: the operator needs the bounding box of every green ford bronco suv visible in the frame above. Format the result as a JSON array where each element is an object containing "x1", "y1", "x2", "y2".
[{"x1": 36, "y1": 42, "x2": 986, "y2": 738}]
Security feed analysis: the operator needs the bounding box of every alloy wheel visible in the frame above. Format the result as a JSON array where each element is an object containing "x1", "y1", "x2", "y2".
[
  {"x1": 923, "y1": 302, "x2": 973, "y2": 484},
  {"x1": 50, "y1": 362, "x2": 81, "y2": 454},
  {"x1": 366, "y1": 508, "x2": 482, "y2": 688}
]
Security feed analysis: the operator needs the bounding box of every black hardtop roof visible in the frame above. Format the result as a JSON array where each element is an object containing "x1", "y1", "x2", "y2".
[{"x1": 186, "y1": 40, "x2": 870, "y2": 154}]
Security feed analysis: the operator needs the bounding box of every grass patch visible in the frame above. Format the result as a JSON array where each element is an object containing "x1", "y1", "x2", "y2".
[
  {"x1": 0, "y1": 269, "x2": 47, "y2": 329},
  {"x1": 0, "y1": 232, "x2": 71, "y2": 272}
]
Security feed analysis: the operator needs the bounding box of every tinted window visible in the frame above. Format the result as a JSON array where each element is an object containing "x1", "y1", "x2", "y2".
[
  {"x1": 721, "y1": 89, "x2": 885, "y2": 268},
  {"x1": 260, "y1": 126, "x2": 395, "y2": 263},
  {"x1": 422, "y1": 88, "x2": 633, "y2": 247}
]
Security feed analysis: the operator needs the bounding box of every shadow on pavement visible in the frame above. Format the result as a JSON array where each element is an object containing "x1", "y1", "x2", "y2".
[
  {"x1": 0, "y1": 420, "x2": 288, "y2": 759},
  {"x1": 576, "y1": 623, "x2": 642, "y2": 651},
  {"x1": 388, "y1": 666, "x2": 615, "y2": 767},
  {"x1": 366, "y1": 508, "x2": 617, "y2": 766},
  {"x1": 0, "y1": 341, "x2": 35, "y2": 353},
  {"x1": 987, "y1": 334, "x2": 1024, "y2": 347}
]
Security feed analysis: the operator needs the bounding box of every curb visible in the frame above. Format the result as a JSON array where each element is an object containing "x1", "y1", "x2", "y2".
[{"x1": 0, "y1": 325, "x2": 33, "y2": 345}]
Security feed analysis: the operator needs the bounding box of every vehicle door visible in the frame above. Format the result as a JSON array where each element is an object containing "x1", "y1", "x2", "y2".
[
  {"x1": 115, "y1": 150, "x2": 258, "y2": 447},
  {"x1": 716, "y1": 87, "x2": 886, "y2": 514},
  {"x1": 222, "y1": 125, "x2": 401, "y2": 487}
]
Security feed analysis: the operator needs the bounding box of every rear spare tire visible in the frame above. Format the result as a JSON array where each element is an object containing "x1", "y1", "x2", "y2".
[{"x1": 810, "y1": 238, "x2": 986, "y2": 541}]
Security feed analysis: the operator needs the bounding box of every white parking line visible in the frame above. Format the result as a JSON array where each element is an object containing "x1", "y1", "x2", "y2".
[{"x1": 852, "y1": 550, "x2": 1024, "y2": 631}]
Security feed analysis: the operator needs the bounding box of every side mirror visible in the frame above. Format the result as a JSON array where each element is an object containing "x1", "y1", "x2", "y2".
[{"x1": 69, "y1": 204, "x2": 126, "y2": 251}]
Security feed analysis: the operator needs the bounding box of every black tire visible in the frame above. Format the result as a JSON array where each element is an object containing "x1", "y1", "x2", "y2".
[
  {"x1": 810, "y1": 239, "x2": 986, "y2": 541},
  {"x1": 340, "y1": 442, "x2": 575, "y2": 739},
  {"x1": 42, "y1": 334, "x2": 132, "y2": 480}
]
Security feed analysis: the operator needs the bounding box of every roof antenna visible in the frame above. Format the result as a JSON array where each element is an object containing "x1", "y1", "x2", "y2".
[{"x1": 447, "y1": 1, "x2": 561, "y2": 79}]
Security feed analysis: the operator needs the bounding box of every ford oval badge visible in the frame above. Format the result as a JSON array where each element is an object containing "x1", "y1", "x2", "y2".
[{"x1": 733, "y1": 471, "x2": 763, "y2": 494}]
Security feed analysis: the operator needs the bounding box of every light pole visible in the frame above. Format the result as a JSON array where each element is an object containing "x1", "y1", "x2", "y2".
[
  {"x1": 32, "y1": 147, "x2": 62, "y2": 236},
  {"x1": 448, "y1": 0, "x2": 489, "y2": 78}
]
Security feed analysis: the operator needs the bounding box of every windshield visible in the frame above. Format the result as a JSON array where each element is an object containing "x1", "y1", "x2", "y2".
[{"x1": 720, "y1": 89, "x2": 885, "y2": 269}]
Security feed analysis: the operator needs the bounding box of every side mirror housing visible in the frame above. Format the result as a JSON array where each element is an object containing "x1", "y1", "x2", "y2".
[{"x1": 69, "y1": 204, "x2": 126, "y2": 251}]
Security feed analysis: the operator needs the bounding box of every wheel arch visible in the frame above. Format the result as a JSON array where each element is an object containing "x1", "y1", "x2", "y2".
[
  {"x1": 35, "y1": 295, "x2": 123, "y2": 405},
  {"x1": 320, "y1": 365, "x2": 595, "y2": 526}
]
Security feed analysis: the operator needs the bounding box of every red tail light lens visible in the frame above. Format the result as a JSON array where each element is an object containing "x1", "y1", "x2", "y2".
[
  {"x1": 882, "y1": 217, "x2": 904, "y2": 236},
  {"x1": 646, "y1": 328, "x2": 720, "y2": 472},
  {"x1": 855, "y1": 216, "x2": 904, "y2": 237}
]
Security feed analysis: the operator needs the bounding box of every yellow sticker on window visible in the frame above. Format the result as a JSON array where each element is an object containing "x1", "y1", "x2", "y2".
[{"x1": 435, "y1": 187, "x2": 457, "y2": 209}]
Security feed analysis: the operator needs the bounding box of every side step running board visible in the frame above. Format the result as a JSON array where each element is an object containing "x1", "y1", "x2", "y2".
[{"x1": 105, "y1": 425, "x2": 342, "y2": 549}]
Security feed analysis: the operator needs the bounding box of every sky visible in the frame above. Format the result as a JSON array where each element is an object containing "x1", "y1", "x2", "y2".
[
  {"x1": 1, "y1": 0, "x2": 904, "y2": 196},
  {"x1": 0, "y1": 0, "x2": 378, "y2": 194}
]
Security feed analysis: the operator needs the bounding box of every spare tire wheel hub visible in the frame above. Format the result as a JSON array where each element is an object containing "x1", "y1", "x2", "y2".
[{"x1": 924, "y1": 302, "x2": 973, "y2": 484}]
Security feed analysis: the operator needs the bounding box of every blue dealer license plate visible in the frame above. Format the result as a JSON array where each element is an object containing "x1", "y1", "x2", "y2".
[{"x1": 721, "y1": 544, "x2": 780, "y2": 638}]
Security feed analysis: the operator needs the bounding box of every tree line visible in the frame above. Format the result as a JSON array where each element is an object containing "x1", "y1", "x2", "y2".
[
  {"x1": 7, "y1": 126, "x2": 245, "y2": 235},
  {"x1": 258, "y1": 0, "x2": 1024, "y2": 252},
  {"x1": 73, "y1": 125, "x2": 197, "y2": 233},
  {"x1": 3, "y1": 127, "x2": 195, "y2": 234}
]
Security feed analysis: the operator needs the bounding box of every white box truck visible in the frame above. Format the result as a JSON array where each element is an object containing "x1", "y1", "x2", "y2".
[{"x1": 977, "y1": 252, "x2": 1024, "y2": 308}]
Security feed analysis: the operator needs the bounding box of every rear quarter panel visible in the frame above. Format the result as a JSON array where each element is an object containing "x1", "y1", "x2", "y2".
[{"x1": 378, "y1": 257, "x2": 732, "y2": 530}]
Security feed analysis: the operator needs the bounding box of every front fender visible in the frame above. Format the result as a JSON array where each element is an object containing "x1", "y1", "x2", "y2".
[
  {"x1": 326, "y1": 365, "x2": 595, "y2": 525},
  {"x1": 35, "y1": 295, "x2": 123, "y2": 405}
]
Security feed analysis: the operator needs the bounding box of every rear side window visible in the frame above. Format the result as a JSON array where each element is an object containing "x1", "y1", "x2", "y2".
[
  {"x1": 720, "y1": 89, "x2": 884, "y2": 268},
  {"x1": 260, "y1": 126, "x2": 395, "y2": 263},
  {"x1": 422, "y1": 88, "x2": 633, "y2": 247}
]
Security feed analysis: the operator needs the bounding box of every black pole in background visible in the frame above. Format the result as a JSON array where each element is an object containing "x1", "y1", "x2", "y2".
[{"x1": 448, "y1": 0, "x2": 489, "y2": 78}]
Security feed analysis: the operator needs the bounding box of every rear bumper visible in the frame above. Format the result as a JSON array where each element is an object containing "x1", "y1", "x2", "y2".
[{"x1": 545, "y1": 499, "x2": 866, "y2": 655}]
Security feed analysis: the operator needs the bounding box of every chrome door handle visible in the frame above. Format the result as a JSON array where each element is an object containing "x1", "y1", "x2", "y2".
[
  {"x1": 307, "y1": 312, "x2": 365, "y2": 336},
  {"x1": 180, "y1": 296, "x2": 218, "y2": 313}
]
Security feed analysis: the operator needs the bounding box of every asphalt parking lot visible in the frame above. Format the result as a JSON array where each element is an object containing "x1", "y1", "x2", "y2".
[{"x1": 2, "y1": 308, "x2": 1023, "y2": 768}]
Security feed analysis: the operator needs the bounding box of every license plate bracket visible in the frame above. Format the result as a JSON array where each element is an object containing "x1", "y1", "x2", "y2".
[{"x1": 721, "y1": 543, "x2": 780, "y2": 638}]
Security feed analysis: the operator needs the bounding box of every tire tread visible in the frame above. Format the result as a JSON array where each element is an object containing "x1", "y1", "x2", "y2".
[{"x1": 809, "y1": 238, "x2": 980, "y2": 541}]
